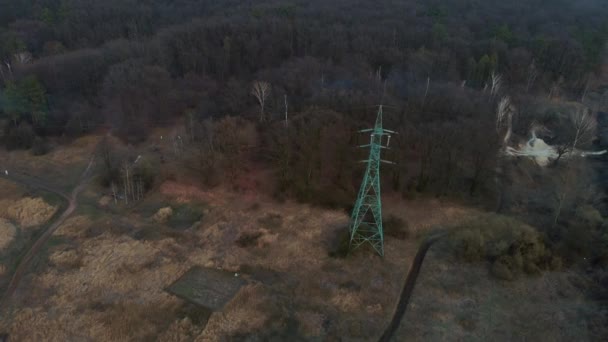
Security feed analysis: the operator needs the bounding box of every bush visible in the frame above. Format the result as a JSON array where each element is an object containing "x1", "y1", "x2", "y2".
[
  {"x1": 167, "y1": 205, "x2": 203, "y2": 230},
  {"x1": 328, "y1": 226, "x2": 351, "y2": 258},
  {"x1": 590, "y1": 224, "x2": 608, "y2": 267},
  {"x1": 133, "y1": 158, "x2": 158, "y2": 190},
  {"x1": 491, "y1": 256, "x2": 514, "y2": 280},
  {"x1": 314, "y1": 187, "x2": 353, "y2": 210},
  {"x1": 524, "y1": 260, "x2": 541, "y2": 275},
  {"x1": 5, "y1": 122, "x2": 36, "y2": 149},
  {"x1": 176, "y1": 303, "x2": 212, "y2": 327},
  {"x1": 549, "y1": 255, "x2": 563, "y2": 271},
  {"x1": 384, "y1": 215, "x2": 410, "y2": 240},
  {"x1": 257, "y1": 213, "x2": 282, "y2": 230},
  {"x1": 576, "y1": 205, "x2": 603, "y2": 228},
  {"x1": 559, "y1": 222, "x2": 594, "y2": 259},
  {"x1": 31, "y1": 136, "x2": 51, "y2": 155},
  {"x1": 455, "y1": 229, "x2": 485, "y2": 262},
  {"x1": 452, "y1": 214, "x2": 551, "y2": 279},
  {"x1": 236, "y1": 230, "x2": 263, "y2": 248}
]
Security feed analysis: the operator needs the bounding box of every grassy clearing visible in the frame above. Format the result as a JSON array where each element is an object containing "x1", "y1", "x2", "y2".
[
  {"x1": 384, "y1": 215, "x2": 410, "y2": 240},
  {"x1": 30, "y1": 189, "x2": 64, "y2": 208},
  {"x1": 0, "y1": 192, "x2": 68, "y2": 294},
  {"x1": 257, "y1": 213, "x2": 283, "y2": 230},
  {"x1": 3, "y1": 173, "x2": 552, "y2": 341},
  {"x1": 75, "y1": 203, "x2": 104, "y2": 221},
  {"x1": 133, "y1": 194, "x2": 169, "y2": 218},
  {"x1": 446, "y1": 213, "x2": 559, "y2": 280},
  {"x1": 167, "y1": 204, "x2": 204, "y2": 230},
  {"x1": 175, "y1": 302, "x2": 212, "y2": 327},
  {"x1": 397, "y1": 246, "x2": 604, "y2": 341}
]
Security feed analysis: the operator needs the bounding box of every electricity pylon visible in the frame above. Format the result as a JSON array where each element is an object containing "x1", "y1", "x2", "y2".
[{"x1": 349, "y1": 106, "x2": 395, "y2": 256}]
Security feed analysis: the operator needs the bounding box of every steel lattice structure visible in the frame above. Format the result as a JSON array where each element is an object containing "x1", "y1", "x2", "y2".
[{"x1": 349, "y1": 106, "x2": 395, "y2": 256}]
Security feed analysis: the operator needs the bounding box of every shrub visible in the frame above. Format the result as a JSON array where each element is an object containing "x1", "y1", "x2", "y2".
[
  {"x1": 549, "y1": 255, "x2": 563, "y2": 271},
  {"x1": 454, "y1": 229, "x2": 485, "y2": 262},
  {"x1": 576, "y1": 205, "x2": 603, "y2": 228},
  {"x1": 591, "y1": 225, "x2": 608, "y2": 267},
  {"x1": 313, "y1": 187, "x2": 353, "y2": 210},
  {"x1": 31, "y1": 136, "x2": 51, "y2": 155},
  {"x1": 560, "y1": 222, "x2": 594, "y2": 259},
  {"x1": 236, "y1": 230, "x2": 263, "y2": 248},
  {"x1": 257, "y1": 213, "x2": 282, "y2": 230},
  {"x1": 176, "y1": 302, "x2": 212, "y2": 327},
  {"x1": 167, "y1": 205, "x2": 203, "y2": 230},
  {"x1": 524, "y1": 260, "x2": 541, "y2": 275},
  {"x1": 491, "y1": 256, "x2": 514, "y2": 280},
  {"x1": 384, "y1": 215, "x2": 410, "y2": 240},
  {"x1": 451, "y1": 214, "x2": 551, "y2": 280},
  {"x1": 5, "y1": 122, "x2": 35, "y2": 149},
  {"x1": 133, "y1": 158, "x2": 158, "y2": 190},
  {"x1": 328, "y1": 226, "x2": 351, "y2": 258}
]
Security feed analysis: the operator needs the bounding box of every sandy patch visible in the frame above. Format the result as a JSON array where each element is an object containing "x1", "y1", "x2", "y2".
[
  {"x1": 296, "y1": 311, "x2": 327, "y2": 337},
  {"x1": 160, "y1": 181, "x2": 226, "y2": 204},
  {"x1": 200, "y1": 284, "x2": 270, "y2": 340},
  {"x1": 98, "y1": 196, "x2": 112, "y2": 207},
  {"x1": 0, "y1": 179, "x2": 25, "y2": 200},
  {"x1": 1, "y1": 197, "x2": 57, "y2": 228},
  {"x1": 0, "y1": 218, "x2": 17, "y2": 252},
  {"x1": 55, "y1": 215, "x2": 92, "y2": 238},
  {"x1": 153, "y1": 207, "x2": 173, "y2": 223},
  {"x1": 0, "y1": 180, "x2": 487, "y2": 341}
]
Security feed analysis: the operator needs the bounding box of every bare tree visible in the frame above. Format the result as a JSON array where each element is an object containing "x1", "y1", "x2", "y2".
[
  {"x1": 0, "y1": 61, "x2": 12, "y2": 84},
  {"x1": 421, "y1": 76, "x2": 430, "y2": 109},
  {"x1": 374, "y1": 66, "x2": 383, "y2": 82},
  {"x1": 570, "y1": 108, "x2": 595, "y2": 154},
  {"x1": 552, "y1": 108, "x2": 597, "y2": 228},
  {"x1": 251, "y1": 81, "x2": 271, "y2": 122},
  {"x1": 581, "y1": 77, "x2": 591, "y2": 103},
  {"x1": 490, "y1": 72, "x2": 502, "y2": 96},
  {"x1": 526, "y1": 61, "x2": 538, "y2": 93},
  {"x1": 186, "y1": 110, "x2": 196, "y2": 142},
  {"x1": 495, "y1": 96, "x2": 515, "y2": 212},
  {"x1": 111, "y1": 182, "x2": 118, "y2": 204},
  {"x1": 548, "y1": 76, "x2": 564, "y2": 100},
  {"x1": 496, "y1": 96, "x2": 514, "y2": 147},
  {"x1": 14, "y1": 52, "x2": 32, "y2": 65},
  {"x1": 284, "y1": 94, "x2": 289, "y2": 128},
  {"x1": 122, "y1": 162, "x2": 130, "y2": 205}
]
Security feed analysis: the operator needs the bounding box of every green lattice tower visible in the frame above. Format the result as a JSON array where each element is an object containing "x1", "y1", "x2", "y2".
[{"x1": 349, "y1": 106, "x2": 395, "y2": 256}]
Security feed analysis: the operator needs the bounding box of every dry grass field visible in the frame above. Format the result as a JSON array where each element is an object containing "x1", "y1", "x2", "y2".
[
  {"x1": 0, "y1": 136, "x2": 604, "y2": 341},
  {"x1": 0, "y1": 177, "x2": 60, "y2": 292},
  {"x1": 396, "y1": 240, "x2": 607, "y2": 341},
  {"x1": 0, "y1": 171, "x2": 476, "y2": 340}
]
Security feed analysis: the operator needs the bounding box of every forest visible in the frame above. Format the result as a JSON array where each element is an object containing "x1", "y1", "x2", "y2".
[
  {"x1": 1, "y1": 0, "x2": 608, "y2": 340},
  {"x1": 1, "y1": 0, "x2": 608, "y2": 269}
]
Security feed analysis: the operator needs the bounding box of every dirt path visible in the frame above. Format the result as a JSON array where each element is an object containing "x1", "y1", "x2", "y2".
[
  {"x1": 0, "y1": 156, "x2": 96, "y2": 309},
  {"x1": 378, "y1": 232, "x2": 447, "y2": 342}
]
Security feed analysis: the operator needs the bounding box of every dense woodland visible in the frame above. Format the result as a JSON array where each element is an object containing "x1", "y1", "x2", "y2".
[{"x1": 1, "y1": 1, "x2": 608, "y2": 271}]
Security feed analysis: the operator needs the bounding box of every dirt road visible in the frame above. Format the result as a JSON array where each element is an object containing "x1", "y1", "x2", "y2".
[
  {"x1": 378, "y1": 232, "x2": 446, "y2": 342},
  {"x1": 0, "y1": 156, "x2": 96, "y2": 308}
]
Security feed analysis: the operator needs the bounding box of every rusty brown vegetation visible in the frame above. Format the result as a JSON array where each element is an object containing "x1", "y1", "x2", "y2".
[{"x1": 0, "y1": 167, "x2": 477, "y2": 340}]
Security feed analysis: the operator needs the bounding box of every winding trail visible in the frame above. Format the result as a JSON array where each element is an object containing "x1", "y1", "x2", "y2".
[
  {"x1": 378, "y1": 232, "x2": 447, "y2": 342},
  {"x1": 0, "y1": 155, "x2": 96, "y2": 308}
]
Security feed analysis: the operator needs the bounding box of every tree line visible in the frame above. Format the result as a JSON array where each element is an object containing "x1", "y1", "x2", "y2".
[{"x1": 0, "y1": 1, "x2": 607, "y2": 265}]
